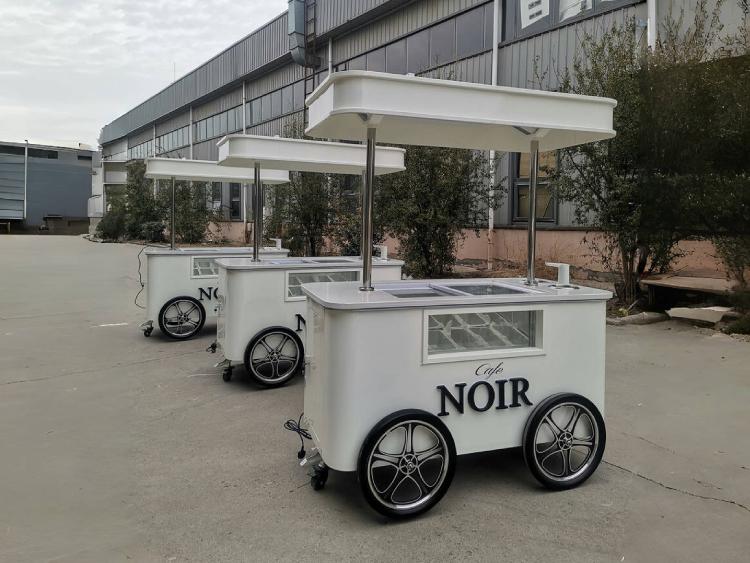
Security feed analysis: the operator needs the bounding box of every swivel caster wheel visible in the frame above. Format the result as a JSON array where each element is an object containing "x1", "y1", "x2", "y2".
[
  {"x1": 143, "y1": 326, "x2": 153, "y2": 337},
  {"x1": 310, "y1": 465, "x2": 329, "y2": 491},
  {"x1": 222, "y1": 366, "x2": 233, "y2": 382}
]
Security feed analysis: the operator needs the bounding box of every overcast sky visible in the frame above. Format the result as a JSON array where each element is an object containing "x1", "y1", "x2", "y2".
[{"x1": 0, "y1": 0, "x2": 288, "y2": 148}]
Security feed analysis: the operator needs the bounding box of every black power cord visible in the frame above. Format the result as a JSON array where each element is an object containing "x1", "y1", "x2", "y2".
[
  {"x1": 284, "y1": 413, "x2": 311, "y2": 459},
  {"x1": 134, "y1": 243, "x2": 169, "y2": 309}
]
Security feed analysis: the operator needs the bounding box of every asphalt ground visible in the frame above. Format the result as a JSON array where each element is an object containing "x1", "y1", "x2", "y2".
[{"x1": 1, "y1": 235, "x2": 748, "y2": 562}]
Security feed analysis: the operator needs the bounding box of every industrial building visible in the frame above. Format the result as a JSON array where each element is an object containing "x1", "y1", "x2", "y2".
[
  {"x1": 1, "y1": 140, "x2": 95, "y2": 234},
  {"x1": 93, "y1": 0, "x2": 740, "y2": 270}
]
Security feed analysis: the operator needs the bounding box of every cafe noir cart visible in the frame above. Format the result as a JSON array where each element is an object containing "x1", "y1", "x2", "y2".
[
  {"x1": 211, "y1": 135, "x2": 405, "y2": 386},
  {"x1": 140, "y1": 158, "x2": 290, "y2": 339},
  {"x1": 295, "y1": 71, "x2": 616, "y2": 518}
]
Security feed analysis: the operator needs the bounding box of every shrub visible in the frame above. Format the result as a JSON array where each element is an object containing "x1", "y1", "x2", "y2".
[
  {"x1": 724, "y1": 315, "x2": 750, "y2": 335},
  {"x1": 95, "y1": 204, "x2": 126, "y2": 241},
  {"x1": 139, "y1": 221, "x2": 166, "y2": 243}
]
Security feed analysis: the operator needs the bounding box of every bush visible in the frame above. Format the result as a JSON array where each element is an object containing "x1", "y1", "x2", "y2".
[
  {"x1": 714, "y1": 235, "x2": 750, "y2": 290},
  {"x1": 724, "y1": 315, "x2": 750, "y2": 335},
  {"x1": 95, "y1": 204, "x2": 126, "y2": 241},
  {"x1": 139, "y1": 221, "x2": 166, "y2": 243}
]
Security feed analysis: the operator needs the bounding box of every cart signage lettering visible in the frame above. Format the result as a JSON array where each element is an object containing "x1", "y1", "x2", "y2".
[
  {"x1": 437, "y1": 377, "x2": 532, "y2": 417},
  {"x1": 475, "y1": 362, "x2": 504, "y2": 379},
  {"x1": 198, "y1": 287, "x2": 219, "y2": 301}
]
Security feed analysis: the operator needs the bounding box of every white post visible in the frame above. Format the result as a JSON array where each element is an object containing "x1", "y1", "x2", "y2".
[
  {"x1": 360, "y1": 128, "x2": 377, "y2": 292},
  {"x1": 189, "y1": 106, "x2": 194, "y2": 159},
  {"x1": 526, "y1": 140, "x2": 540, "y2": 285},
  {"x1": 253, "y1": 164, "x2": 263, "y2": 261},
  {"x1": 23, "y1": 139, "x2": 28, "y2": 220},
  {"x1": 242, "y1": 81, "x2": 249, "y2": 244},
  {"x1": 170, "y1": 176, "x2": 176, "y2": 250},
  {"x1": 647, "y1": 0, "x2": 657, "y2": 49},
  {"x1": 487, "y1": 0, "x2": 501, "y2": 270}
]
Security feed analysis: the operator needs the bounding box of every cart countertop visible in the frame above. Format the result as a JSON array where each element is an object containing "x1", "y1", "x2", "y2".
[
  {"x1": 144, "y1": 247, "x2": 287, "y2": 256},
  {"x1": 214, "y1": 256, "x2": 404, "y2": 271},
  {"x1": 302, "y1": 278, "x2": 612, "y2": 310}
]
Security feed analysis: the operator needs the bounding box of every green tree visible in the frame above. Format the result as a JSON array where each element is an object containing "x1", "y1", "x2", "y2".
[
  {"x1": 551, "y1": 2, "x2": 748, "y2": 303},
  {"x1": 264, "y1": 117, "x2": 334, "y2": 256},
  {"x1": 123, "y1": 161, "x2": 164, "y2": 239},
  {"x1": 377, "y1": 145, "x2": 495, "y2": 278},
  {"x1": 158, "y1": 180, "x2": 220, "y2": 244}
]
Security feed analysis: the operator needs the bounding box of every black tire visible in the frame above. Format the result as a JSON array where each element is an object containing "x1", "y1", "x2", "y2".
[
  {"x1": 311, "y1": 466, "x2": 329, "y2": 491},
  {"x1": 522, "y1": 393, "x2": 606, "y2": 490},
  {"x1": 357, "y1": 409, "x2": 456, "y2": 519},
  {"x1": 158, "y1": 296, "x2": 206, "y2": 340},
  {"x1": 222, "y1": 368, "x2": 232, "y2": 382},
  {"x1": 243, "y1": 327, "x2": 304, "y2": 388}
]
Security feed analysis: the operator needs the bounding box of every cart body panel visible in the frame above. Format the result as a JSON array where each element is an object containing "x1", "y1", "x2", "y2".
[
  {"x1": 144, "y1": 247, "x2": 289, "y2": 325},
  {"x1": 215, "y1": 257, "x2": 403, "y2": 362},
  {"x1": 303, "y1": 279, "x2": 610, "y2": 472}
]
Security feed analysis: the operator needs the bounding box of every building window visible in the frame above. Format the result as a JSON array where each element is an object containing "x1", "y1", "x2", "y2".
[
  {"x1": 457, "y1": 7, "x2": 485, "y2": 59},
  {"x1": 282, "y1": 84, "x2": 294, "y2": 114},
  {"x1": 348, "y1": 54, "x2": 366, "y2": 71},
  {"x1": 385, "y1": 39, "x2": 407, "y2": 74},
  {"x1": 559, "y1": 0, "x2": 593, "y2": 21},
  {"x1": 210, "y1": 182, "x2": 222, "y2": 213},
  {"x1": 293, "y1": 81, "x2": 305, "y2": 110},
  {"x1": 429, "y1": 19, "x2": 456, "y2": 67},
  {"x1": 229, "y1": 183, "x2": 241, "y2": 220},
  {"x1": 261, "y1": 94, "x2": 272, "y2": 122},
  {"x1": 512, "y1": 151, "x2": 557, "y2": 223},
  {"x1": 406, "y1": 29, "x2": 430, "y2": 74},
  {"x1": 367, "y1": 48, "x2": 386, "y2": 72},
  {"x1": 251, "y1": 98, "x2": 262, "y2": 125}
]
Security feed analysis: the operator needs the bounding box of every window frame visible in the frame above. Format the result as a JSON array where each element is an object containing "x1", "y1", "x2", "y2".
[
  {"x1": 509, "y1": 152, "x2": 559, "y2": 224},
  {"x1": 191, "y1": 257, "x2": 220, "y2": 280},
  {"x1": 285, "y1": 269, "x2": 361, "y2": 302},
  {"x1": 422, "y1": 305, "x2": 545, "y2": 365}
]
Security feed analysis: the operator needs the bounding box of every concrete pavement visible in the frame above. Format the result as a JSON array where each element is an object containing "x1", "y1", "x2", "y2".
[{"x1": 1, "y1": 235, "x2": 748, "y2": 562}]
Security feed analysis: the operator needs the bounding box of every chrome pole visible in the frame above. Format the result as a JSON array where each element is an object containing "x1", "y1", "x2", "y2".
[
  {"x1": 170, "y1": 176, "x2": 176, "y2": 250},
  {"x1": 360, "y1": 128, "x2": 376, "y2": 291},
  {"x1": 526, "y1": 140, "x2": 539, "y2": 285},
  {"x1": 253, "y1": 163, "x2": 262, "y2": 261}
]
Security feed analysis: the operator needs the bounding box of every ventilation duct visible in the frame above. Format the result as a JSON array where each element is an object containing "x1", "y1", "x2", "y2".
[{"x1": 288, "y1": 0, "x2": 320, "y2": 67}]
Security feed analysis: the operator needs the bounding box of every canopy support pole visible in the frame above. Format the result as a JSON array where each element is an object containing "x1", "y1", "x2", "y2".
[
  {"x1": 253, "y1": 163, "x2": 263, "y2": 261},
  {"x1": 360, "y1": 127, "x2": 377, "y2": 292},
  {"x1": 170, "y1": 176, "x2": 176, "y2": 250},
  {"x1": 526, "y1": 140, "x2": 539, "y2": 285}
]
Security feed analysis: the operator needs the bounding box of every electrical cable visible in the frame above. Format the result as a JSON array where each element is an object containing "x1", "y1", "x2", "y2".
[
  {"x1": 284, "y1": 413, "x2": 311, "y2": 459},
  {"x1": 134, "y1": 243, "x2": 169, "y2": 309}
]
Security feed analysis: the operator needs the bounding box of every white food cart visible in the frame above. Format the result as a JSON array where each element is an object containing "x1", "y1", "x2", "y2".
[
  {"x1": 294, "y1": 71, "x2": 616, "y2": 518},
  {"x1": 141, "y1": 158, "x2": 290, "y2": 339},
  {"x1": 213, "y1": 256, "x2": 403, "y2": 386},
  {"x1": 210, "y1": 135, "x2": 406, "y2": 386}
]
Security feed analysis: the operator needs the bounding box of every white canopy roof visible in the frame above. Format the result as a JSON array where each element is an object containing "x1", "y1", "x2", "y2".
[
  {"x1": 305, "y1": 71, "x2": 616, "y2": 152},
  {"x1": 216, "y1": 134, "x2": 405, "y2": 175},
  {"x1": 144, "y1": 157, "x2": 289, "y2": 184}
]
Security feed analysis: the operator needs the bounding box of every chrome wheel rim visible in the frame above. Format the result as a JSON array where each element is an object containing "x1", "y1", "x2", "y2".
[
  {"x1": 367, "y1": 420, "x2": 449, "y2": 512},
  {"x1": 533, "y1": 402, "x2": 599, "y2": 483},
  {"x1": 249, "y1": 331, "x2": 300, "y2": 383},
  {"x1": 163, "y1": 300, "x2": 201, "y2": 336}
]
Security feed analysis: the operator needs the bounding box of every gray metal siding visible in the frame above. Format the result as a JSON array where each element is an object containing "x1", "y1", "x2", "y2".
[
  {"x1": 246, "y1": 111, "x2": 305, "y2": 138},
  {"x1": 0, "y1": 151, "x2": 24, "y2": 220},
  {"x1": 331, "y1": 0, "x2": 488, "y2": 64},
  {"x1": 318, "y1": 0, "x2": 398, "y2": 34},
  {"x1": 245, "y1": 63, "x2": 305, "y2": 100},
  {"x1": 128, "y1": 128, "x2": 154, "y2": 148},
  {"x1": 421, "y1": 50, "x2": 492, "y2": 84},
  {"x1": 193, "y1": 88, "x2": 244, "y2": 121},
  {"x1": 100, "y1": 13, "x2": 292, "y2": 145},
  {"x1": 0, "y1": 147, "x2": 93, "y2": 225},
  {"x1": 497, "y1": 4, "x2": 645, "y2": 89},
  {"x1": 192, "y1": 139, "x2": 219, "y2": 162},
  {"x1": 155, "y1": 112, "x2": 191, "y2": 136}
]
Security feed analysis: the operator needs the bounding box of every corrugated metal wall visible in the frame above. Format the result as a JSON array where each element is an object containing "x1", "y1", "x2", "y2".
[
  {"x1": 245, "y1": 63, "x2": 305, "y2": 100},
  {"x1": 246, "y1": 112, "x2": 305, "y2": 137},
  {"x1": 497, "y1": 4, "x2": 645, "y2": 90},
  {"x1": 100, "y1": 13, "x2": 292, "y2": 145},
  {"x1": 155, "y1": 112, "x2": 191, "y2": 136},
  {"x1": 193, "y1": 88, "x2": 244, "y2": 121},
  {"x1": 127, "y1": 128, "x2": 154, "y2": 148},
  {"x1": 317, "y1": 0, "x2": 404, "y2": 34},
  {"x1": 421, "y1": 50, "x2": 493, "y2": 85},
  {"x1": 0, "y1": 151, "x2": 24, "y2": 220},
  {"x1": 331, "y1": 0, "x2": 488, "y2": 63}
]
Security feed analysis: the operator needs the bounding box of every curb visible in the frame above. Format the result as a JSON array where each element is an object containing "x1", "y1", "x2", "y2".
[{"x1": 607, "y1": 312, "x2": 669, "y2": 326}]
